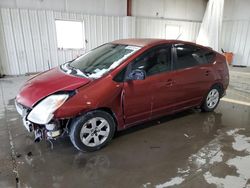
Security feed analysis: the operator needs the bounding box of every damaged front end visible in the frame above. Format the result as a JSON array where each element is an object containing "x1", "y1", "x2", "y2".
[
  {"x1": 15, "y1": 93, "x2": 73, "y2": 143},
  {"x1": 25, "y1": 118, "x2": 69, "y2": 143}
]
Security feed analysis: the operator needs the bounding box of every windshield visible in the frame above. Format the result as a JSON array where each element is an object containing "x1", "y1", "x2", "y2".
[{"x1": 61, "y1": 43, "x2": 141, "y2": 79}]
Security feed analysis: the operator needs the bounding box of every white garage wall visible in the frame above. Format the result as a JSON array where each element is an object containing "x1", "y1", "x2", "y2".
[
  {"x1": 0, "y1": 7, "x2": 201, "y2": 75},
  {"x1": 221, "y1": 0, "x2": 250, "y2": 66},
  {"x1": 0, "y1": 0, "x2": 208, "y2": 75},
  {"x1": 132, "y1": 0, "x2": 207, "y2": 21},
  {"x1": 135, "y1": 17, "x2": 201, "y2": 42},
  {"x1": 221, "y1": 20, "x2": 250, "y2": 67},
  {"x1": 0, "y1": 0, "x2": 127, "y2": 16},
  {"x1": 0, "y1": 11, "x2": 8, "y2": 75},
  {"x1": 1, "y1": 0, "x2": 249, "y2": 75},
  {"x1": 224, "y1": 0, "x2": 250, "y2": 21},
  {"x1": 0, "y1": 8, "x2": 135, "y2": 75}
]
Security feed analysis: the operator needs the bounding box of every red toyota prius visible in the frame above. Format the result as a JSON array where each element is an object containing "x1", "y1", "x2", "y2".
[{"x1": 15, "y1": 39, "x2": 229, "y2": 152}]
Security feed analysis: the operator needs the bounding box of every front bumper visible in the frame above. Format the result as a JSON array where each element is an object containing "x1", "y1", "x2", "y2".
[{"x1": 15, "y1": 100, "x2": 64, "y2": 141}]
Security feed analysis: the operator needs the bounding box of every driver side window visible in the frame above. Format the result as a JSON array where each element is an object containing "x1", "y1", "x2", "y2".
[{"x1": 131, "y1": 45, "x2": 171, "y2": 77}]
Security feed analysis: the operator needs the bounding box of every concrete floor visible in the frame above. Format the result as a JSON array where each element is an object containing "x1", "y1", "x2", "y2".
[{"x1": 0, "y1": 68, "x2": 249, "y2": 188}]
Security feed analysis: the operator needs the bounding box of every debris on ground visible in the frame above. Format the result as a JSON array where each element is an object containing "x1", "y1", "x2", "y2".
[
  {"x1": 16, "y1": 154, "x2": 22, "y2": 158},
  {"x1": 27, "y1": 152, "x2": 33, "y2": 157},
  {"x1": 150, "y1": 146, "x2": 161, "y2": 149}
]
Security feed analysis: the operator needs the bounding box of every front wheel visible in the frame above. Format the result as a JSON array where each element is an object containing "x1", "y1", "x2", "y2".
[
  {"x1": 69, "y1": 110, "x2": 116, "y2": 152},
  {"x1": 201, "y1": 86, "x2": 221, "y2": 112}
]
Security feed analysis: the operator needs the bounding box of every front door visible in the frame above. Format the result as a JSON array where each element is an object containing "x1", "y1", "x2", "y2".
[
  {"x1": 123, "y1": 44, "x2": 173, "y2": 125},
  {"x1": 123, "y1": 78, "x2": 153, "y2": 125}
]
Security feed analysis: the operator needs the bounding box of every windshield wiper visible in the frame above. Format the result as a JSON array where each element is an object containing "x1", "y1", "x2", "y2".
[
  {"x1": 81, "y1": 70, "x2": 92, "y2": 76},
  {"x1": 67, "y1": 63, "x2": 88, "y2": 78}
]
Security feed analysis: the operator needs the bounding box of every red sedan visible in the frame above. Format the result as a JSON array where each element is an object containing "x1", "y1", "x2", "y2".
[{"x1": 15, "y1": 39, "x2": 229, "y2": 151}]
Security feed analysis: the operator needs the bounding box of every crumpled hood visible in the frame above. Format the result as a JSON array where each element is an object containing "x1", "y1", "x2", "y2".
[{"x1": 16, "y1": 67, "x2": 90, "y2": 107}]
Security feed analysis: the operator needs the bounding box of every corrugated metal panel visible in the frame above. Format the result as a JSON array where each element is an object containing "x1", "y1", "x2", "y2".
[
  {"x1": 0, "y1": 8, "x2": 206, "y2": 75},
  {"x1": 0, "y1": 8, "x2": 135, "y2": 75},
  {"x1": 46, "y1": 11, "x2": 59, "y2": 68},
  {"x1": 135, "y1": 17, "x2": 201, "y2": 43},
  {"x1": 10, "y1": 9, "x2": 28, "y2": 74},
  {"x1": 19, "y1": 9, "x2": 36, "y2": 73},
  {"x1": 0, "y1": 9, "x2": 9, "y2": 75},
  {"x1": 136, "y1": 17, "x2": 250, "y2": 67},
  {"x1": 221, "y1": 20, "x2": 250, "y2": 66},
  {"x1": 29, "y1": 9, "x2": 44, "y2": 72},
  {"x1": 1, "y1": 8, "x2": 19, "y2": 75},
  {"x1": 1, "y1": 8, "x2": 250, "y2": 75}
]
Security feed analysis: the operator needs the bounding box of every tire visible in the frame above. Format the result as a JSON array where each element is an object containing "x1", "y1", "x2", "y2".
[
  {"x1": 201, "y1": 86, "x2": 221, "y2": 112},
  {"x1": 69, "y1": 110, "x2": 116, "y2": 152}
]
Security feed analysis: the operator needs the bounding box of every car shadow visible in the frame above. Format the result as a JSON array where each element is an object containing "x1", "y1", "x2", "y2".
[{"x1": 115, "y1": 109, "x2": 200, "y2": 138}]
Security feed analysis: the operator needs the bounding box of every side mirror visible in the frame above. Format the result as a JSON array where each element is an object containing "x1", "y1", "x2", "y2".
[{"x1": 127, "y1": 69, "x2": 146, "y2": 81}]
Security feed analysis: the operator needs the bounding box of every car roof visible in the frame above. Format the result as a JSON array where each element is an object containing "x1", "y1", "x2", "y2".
[
  {"x1": 111, "y1": 38, "x2": 170, "y2": 47},
  {"x1": 111, "y1": 38, "x2": 213, "y2": 51}
]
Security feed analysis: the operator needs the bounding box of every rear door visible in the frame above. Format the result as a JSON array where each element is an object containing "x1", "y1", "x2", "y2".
[{"x1": 171, "y1": 43, "x2": 215, "y2": 108}]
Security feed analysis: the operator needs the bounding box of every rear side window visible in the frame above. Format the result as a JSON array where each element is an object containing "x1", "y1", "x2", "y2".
[
  {"x1": 174, "y1": 44, "x2": 210, "y2": 70},
  {"x1": 131, "y1": 45, "x2": 172, "y2": 77},
  {"x1": 204, "y1": 51, "x2": 216, "y2": 63}
]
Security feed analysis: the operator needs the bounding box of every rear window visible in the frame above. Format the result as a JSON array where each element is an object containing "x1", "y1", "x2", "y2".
[
  {"x1": 204, "y1": 51, "x2": 216, "y2": 63},
  {"x1": 174, "y1": 44, "x2": 215, "y2": 70}
]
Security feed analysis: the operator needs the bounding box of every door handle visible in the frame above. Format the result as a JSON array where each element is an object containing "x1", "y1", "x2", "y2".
[
  {"x1": 205, "y1": 70, "x2": 211, "y2": 76},
  {"x1": 163, "y1": 79, "x2": 175, "y2": 87}
]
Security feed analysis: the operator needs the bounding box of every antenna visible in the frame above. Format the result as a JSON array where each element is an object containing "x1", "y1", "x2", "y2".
[{"x1": 176, "y1": 33, "x2": 182, "y2": 40}]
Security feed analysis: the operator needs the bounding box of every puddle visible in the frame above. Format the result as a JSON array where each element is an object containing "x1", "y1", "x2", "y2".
[
  {"x1": 156, "y1": 177, "x2": 184, "y2": 188},
  {"x1": 147, "y1": 128, "x2": 250, "y2": 188},
  {"x1": 204, "y1": 129, "x2": 250, "y2": 188}
]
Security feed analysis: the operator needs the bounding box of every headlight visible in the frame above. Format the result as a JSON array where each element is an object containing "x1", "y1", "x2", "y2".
[{"x1": 27, "y1": 94, "x2": 69, "y2": 124}]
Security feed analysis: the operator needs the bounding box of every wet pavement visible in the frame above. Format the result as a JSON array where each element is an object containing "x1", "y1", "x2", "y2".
[{"x1": 0, "y1": 72, "x2": 249, "y2": 188}]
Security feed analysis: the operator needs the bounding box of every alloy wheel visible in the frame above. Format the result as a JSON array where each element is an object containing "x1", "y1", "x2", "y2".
[
  {"x1": 206, "y1": 89, "x2": 219, "y2": 109},
  {"x1": 80, "y1": 117, "x2": 110, "y2": 147}
]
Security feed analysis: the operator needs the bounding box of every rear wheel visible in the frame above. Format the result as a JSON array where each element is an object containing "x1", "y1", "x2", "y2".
[
  {"x1": 201, "y1": 86, "x2": 221, "y2": 112},
  {"x1": 69, "y1": 110, "x2": 116, "y2": 152}
]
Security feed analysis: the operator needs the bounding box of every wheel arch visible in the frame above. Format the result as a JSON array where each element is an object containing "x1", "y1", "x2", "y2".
[
  {"x1": 210, "y1": 82, "x2": 224, "y2": 97},
  {"x1": 97, "y1": 107, "x2": 117, "y2": 120},
  {"x1": 89, "y1": 107, "x2": 118, "y2": 131},
  {"x1": 199, "y1": 82, "x2": 224, "y2": 108},
  {"x1": 69, "y1": 107, "x2": 117, "y2": 152},
  {"x1": 70, "y1": 107, "x2": 119, "y2": 130}
]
